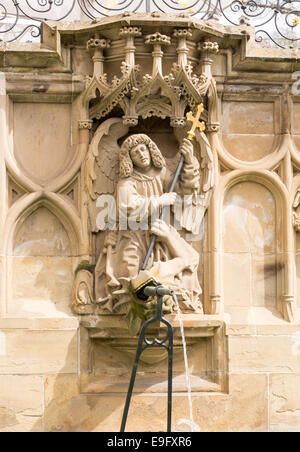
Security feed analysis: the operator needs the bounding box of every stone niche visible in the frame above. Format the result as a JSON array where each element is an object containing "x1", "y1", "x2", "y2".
[
  {"x1": 223, "y1": 181, "x2": 277, "y2": 311},
  {"x1": 11, "y1": 206, "x2": 74, "y2": 318},
  {"x1": 65, "y1": 16, "x2": 229, "y2": 403}
]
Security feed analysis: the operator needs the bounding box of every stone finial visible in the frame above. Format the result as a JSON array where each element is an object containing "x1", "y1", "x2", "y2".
[
  {"x1": 119, "y1": 26, "x2": 142, "y2": 38},
  {"x1": 87, "y1": 37, "x2": 111, "y2": 51},
  {"x1": 145, "y1": 32, "x2": 171, "y2": 46},
  {"x1": 173, "y1": 28, "x2": 193, "y2": 39},
  {"x1": 198, "y1": 41, "x2": 219, "y2": 53}
]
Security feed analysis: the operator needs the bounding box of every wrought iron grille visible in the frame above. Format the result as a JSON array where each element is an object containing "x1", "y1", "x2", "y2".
[{"x1": 0, "y1": 0, "x2": 299, "y2": 48}]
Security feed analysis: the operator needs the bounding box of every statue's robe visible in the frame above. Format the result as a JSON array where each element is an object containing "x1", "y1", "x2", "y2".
[{"x1": 95, "y1": 155, "x2": 202, "y2": 312}]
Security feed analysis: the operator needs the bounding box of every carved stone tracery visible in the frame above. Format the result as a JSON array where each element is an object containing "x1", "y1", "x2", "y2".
[{"x1": 80, "y1": 26, "x2": 219, "y2": 129}]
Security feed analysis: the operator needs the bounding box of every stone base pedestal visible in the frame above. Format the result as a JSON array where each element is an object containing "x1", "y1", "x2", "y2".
[{"x1": 80, "y1": 314, "x2": 228, "y2": 395}]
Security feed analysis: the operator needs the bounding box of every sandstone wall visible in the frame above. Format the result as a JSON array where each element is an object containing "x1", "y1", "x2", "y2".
[{"x1": 0, "y1": 16, "x2": 300, "y2": 432}]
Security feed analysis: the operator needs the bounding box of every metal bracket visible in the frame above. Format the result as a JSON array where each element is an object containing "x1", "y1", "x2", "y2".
[{"x1": 120, "y1": 285, "x2": 174, "y2": 432}]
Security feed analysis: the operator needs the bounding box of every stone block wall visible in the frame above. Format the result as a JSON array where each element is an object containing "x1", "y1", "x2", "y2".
[{"x1": 0, "y1": 15, "x2": 300, "y2": 432}]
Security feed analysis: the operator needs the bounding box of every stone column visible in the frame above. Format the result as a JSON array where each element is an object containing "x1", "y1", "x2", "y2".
[
  {"x1": 78, "y1": 119, "x2": 93, "y2": 144},
  {"x1": 87, "y1": 34, "x2": 111, "y2": 77},
  {"x1": 173, "y1": 28, "x2": 192, "y2": 68},
  {"x1": 145, "y1": 32, "x2": 171, "y2": 77},
  {"x1": 198, "y1": 39, "x2": 219, "y2": 78},
  {"x1": 119, "y1": 26, "x2": 142, "y2": 68}
]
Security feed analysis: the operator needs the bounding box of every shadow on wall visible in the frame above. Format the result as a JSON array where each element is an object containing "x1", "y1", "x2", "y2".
[{"x1": 222, "y1": 181, "x2": 279, "y2": 315}]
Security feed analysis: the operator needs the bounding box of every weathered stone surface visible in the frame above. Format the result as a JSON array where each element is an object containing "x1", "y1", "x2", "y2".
[
  {"x1": 0, "y1": 375, "x2": 43, "y2": 432},
  {"x1": 0, "y1": 317, "x2": 79, "y2": 329},
  {"x1": 222, "y1": 102, "x2": 275, "y2": 135},
  {"x1": 297, "y1": 253, "x2": 300, "y2": 308},
  {"x1": 223, "y1": 182, "x2": 276, "y2": 254},
  {"x1": 270, "y1": 373, "x2": 300, "y2": 432},
  {"x1": 0, "y1": 329, "x2": 78, "y2": 374},
  {"x1": 229, "y1": 333, "x2": 300, "y2": 372},
  {"x1": 222, "y1": 101, "x2": 275, "y2": 161},
  {"x1": 223, "y1": 253, "x2": 251, "y2": 307},
  {"x1": 10, "y1": 207, "x2": 75, "y2": 318},
  {"x1": 222, "y1": 135, "x2": 275, "y2": 162},
  {"x1": 295, "y1": 136, "x2": 300, "y2": 153},
  {"x1": 13, "y1": 103, "x2": 72, "y2": 184},
  {"x1": 43, "y1": 373, "x2": 267, "y2": 432},
  {"x1": 293, "y1": 103, "x2": 300, "y2": 135},
  {"x1": 14, "y1": 207, "x2": 71, "y2": 257},
  {"x1": 11, "y1": 256, "x2": 74, "y2": 317}
]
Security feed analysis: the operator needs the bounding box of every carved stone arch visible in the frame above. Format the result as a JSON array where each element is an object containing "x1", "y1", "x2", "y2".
[
  {"x1": 2, "y1": 192, "x2": 82, "y2": 257},
  {"x1": 1, "y1": 193, "x2": 82, "y2": 318},
  {"x1": 208, "y1": 170, "x2": 294, "y2": 321},
  {"x1": 215, "y1": 131, "x2": 289, "y2": 172}
]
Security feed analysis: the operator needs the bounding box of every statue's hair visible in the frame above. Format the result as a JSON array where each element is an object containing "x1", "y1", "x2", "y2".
[{"x1": 120, "y1": 134, "x2": 165, "y2": 178}]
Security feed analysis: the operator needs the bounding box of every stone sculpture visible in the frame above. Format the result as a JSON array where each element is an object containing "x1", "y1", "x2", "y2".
[{"x1": 73, "y1": 117, "x2": 214, "y2": 331}]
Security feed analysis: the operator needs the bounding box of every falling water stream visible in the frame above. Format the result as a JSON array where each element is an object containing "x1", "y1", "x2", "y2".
[{"x1": 172, "y1": 293, "x2": 195, "y2": 433}]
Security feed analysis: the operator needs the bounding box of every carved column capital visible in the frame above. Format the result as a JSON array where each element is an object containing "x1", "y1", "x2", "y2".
[
  {"x1": 173, "y1": 28, "x2": 193, "y2": 39},
  {"x1": 206, "y1": 123, "x2": 220, "y2": 133},
  {"x1": 281, "y1": 295, "x2": 294, "y2": 322},
  {"x1": 170, "y1": 117, "x2": 186, "y2": 128},
  {"x1": 145, "y1": 32, "x2": 171, "y2": 46},
  {"x1": 119, "y1": 26, "x2": 142, "y2": 38},
  {"x1": 198, "y1": 40, "x2": 219, "y2": 53},
  {"x1": 210, "y1": 295, "x2": 221, "y2": 315},
  {"x1": 78, "y1": 119, "x2": 93, "y2": 130},
  {"x1": 86, "y1": 37, "x2": 111, "y2": 50}
]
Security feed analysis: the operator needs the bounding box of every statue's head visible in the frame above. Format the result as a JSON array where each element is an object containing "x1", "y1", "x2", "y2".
[{"x1": 120, "y1": 134, "x2": 165, "y2": 178}]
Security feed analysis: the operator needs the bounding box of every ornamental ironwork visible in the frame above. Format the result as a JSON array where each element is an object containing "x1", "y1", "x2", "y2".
[{"x1": 0, "y1": 0, "x2": 299, "y2": 48}]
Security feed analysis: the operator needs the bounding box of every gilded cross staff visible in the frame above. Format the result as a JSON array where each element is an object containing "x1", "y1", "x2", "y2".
[
  {"x1": 186, "y1": 103, "x2": 206, "y2": 141},
  {"x1": 141, "y1": 103, "x2": 205, "y2": 271}
]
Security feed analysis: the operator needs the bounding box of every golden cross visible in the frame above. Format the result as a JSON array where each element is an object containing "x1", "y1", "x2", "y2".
[{"x1": 186, "y1": 103, "x2": 206, "y2": 141}]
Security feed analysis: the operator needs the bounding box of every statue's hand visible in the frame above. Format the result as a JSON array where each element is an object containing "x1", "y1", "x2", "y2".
[
  {"x1": 151, "y1": 219, "x2": 171, "y2": 240},
  {"x1": 180, "y1": 138, "x2": 194, "y2": 165},
  {"x1": 104, "y1": 231, "x2": 117, "y2": 248},
  {"x1": 159, "y1": 192, "x2": 177, "y2": 207}
]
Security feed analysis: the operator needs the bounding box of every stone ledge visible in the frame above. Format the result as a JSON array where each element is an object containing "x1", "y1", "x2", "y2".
[
  {"x1": 81, "y1": 313, "x2": 227, "y2": 339},
  {"x1": 0, "y1": 317, "x2": 79, "y2": 330}
]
